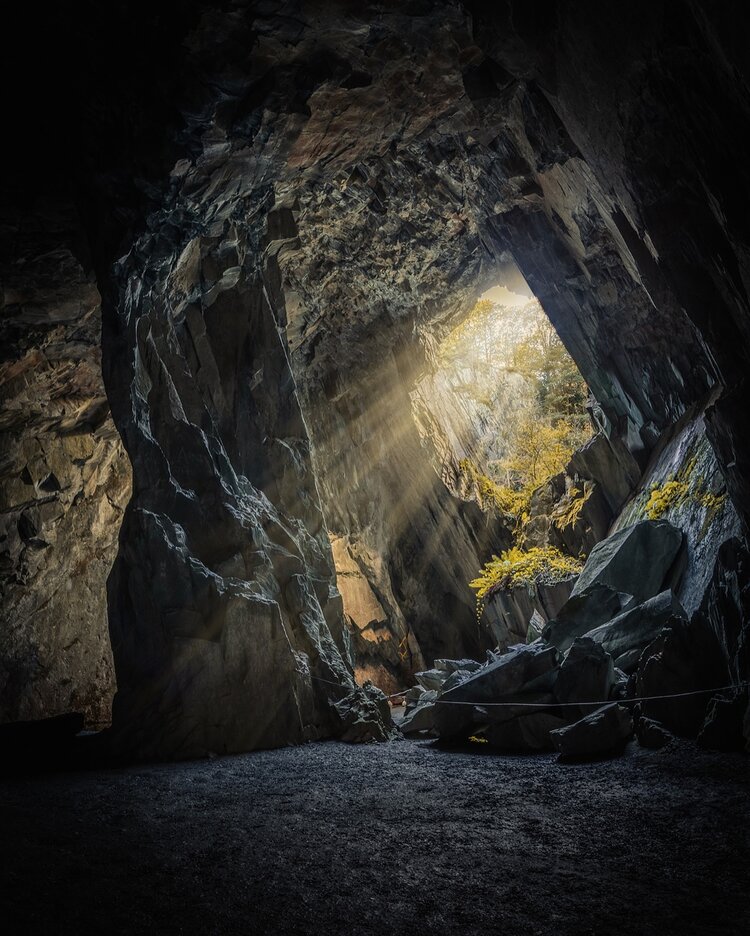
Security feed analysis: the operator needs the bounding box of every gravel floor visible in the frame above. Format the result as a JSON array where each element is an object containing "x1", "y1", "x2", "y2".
[{"x1": 1, "y1": 737, "x2": 749, "y2": 936}]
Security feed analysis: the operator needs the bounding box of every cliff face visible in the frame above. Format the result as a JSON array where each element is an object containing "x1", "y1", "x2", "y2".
[
  {"x1": 0, "y1": 201, "x2": 130, "y2": 726},
  {"x1": 2, "y1": 1, "x2": 750, "y2": 756}
]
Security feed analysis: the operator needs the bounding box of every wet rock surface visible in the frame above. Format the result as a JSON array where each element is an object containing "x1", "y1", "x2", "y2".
[{"x1": 2, "y1": 741, "x2": 749, "y2": 936}]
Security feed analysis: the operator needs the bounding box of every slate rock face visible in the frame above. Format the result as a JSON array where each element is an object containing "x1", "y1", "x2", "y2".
[
  {"x1": 0, "y1": 203, "x2": 131, "y2": 727},
  {"x1": 555, "y1": 638, "x2": 615, "y2": 712},
  {"x1": 585, "y1": 591, "x2": 687, "y2": 659},
  {"x1": 550, "y1": 704, "x2": 634, "y2": 758},
  {"x1": 435, "y1": 644, "x2": 561, "y2": 740},
  {"x1": 637, "y1": 616, "x2": 729, "y2": 738},
  {"x1": 542, "y1": 585, "x2": 635, "y2": 653},
  {"x1": 485, "y1": 711, "x2": 568, "y2": 752},
  {"x1": 483, "y1": 577, "x2": 576, "y2": 649},
  {"x1": 104, "y1": 216, "x2": 367, "y2": 760},
  {"x1": 4, "y1": 1, "x2": 750, "y2": 759},
  {"x1": 569, "y1": 521, "x2": 683, "y2": 605}
]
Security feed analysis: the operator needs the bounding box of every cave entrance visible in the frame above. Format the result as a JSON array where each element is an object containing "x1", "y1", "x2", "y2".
[
  {"x1": 326, "y1": 261, "x2": 598, "y2": 703},
  {"x1": 406, "y1": 268, "x2": 596, "y2": 651},
  {"x1": 411, "y1": 273, "x2": 593, "y2": 523}
]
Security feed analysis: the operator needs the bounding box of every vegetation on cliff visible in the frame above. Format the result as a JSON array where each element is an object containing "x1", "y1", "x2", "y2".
[
  {"x1": 469, "y1": 546, "x2": 583, "y2": 600},
  {"x1": 437, "y1": 293, "x2": 593, "y2": 606}
]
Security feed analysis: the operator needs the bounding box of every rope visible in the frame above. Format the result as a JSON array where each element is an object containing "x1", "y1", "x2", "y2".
[
  {"x1": 307, "y1": 674, "x2": 412, "y2": 700},
  {"x1": 309, "y1": 673, "x2": 750, "y2": 708},
  {"x1": 433, "y1": 681, "x2": 750, "y2": 708}
]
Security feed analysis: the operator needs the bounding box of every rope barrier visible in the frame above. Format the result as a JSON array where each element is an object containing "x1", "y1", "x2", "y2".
[
  {"x1": 307, "y1": 674, "x2": 411, "y2": 699},
  {"x1": 432, "y1": 682, "x2": 750, "y2": 708},
  {"x1": 308, "y1": 673, "x2": 750, "y2": 708}
]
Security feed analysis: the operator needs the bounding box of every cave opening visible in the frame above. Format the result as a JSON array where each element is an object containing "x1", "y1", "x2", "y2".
[{"x1": 4, "y1": 2, "x2": 750, "y2": 931}]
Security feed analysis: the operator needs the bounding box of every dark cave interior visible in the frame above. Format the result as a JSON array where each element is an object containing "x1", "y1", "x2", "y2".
[{"x1": 1, "y1": 2, "x2": 750, "y2": 933}]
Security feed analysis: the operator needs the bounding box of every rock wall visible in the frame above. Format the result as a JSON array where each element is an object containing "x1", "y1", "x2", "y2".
[
  {"x1": 0, "y1": 200, "x2": 130, "y2": 726},
  {"x1": 613, "y1": 410, "x2": 742, "y2": 616},
  {"x1": 2, "y1": 1, "x2": 750, "y2": 755}
]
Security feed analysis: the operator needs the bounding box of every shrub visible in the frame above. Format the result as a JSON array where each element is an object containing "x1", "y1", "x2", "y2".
[{"x1": 469, "y1": 545, "x2": 583, "y2": 600}]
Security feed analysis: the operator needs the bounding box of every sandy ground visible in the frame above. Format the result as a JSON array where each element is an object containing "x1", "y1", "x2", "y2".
[{"x1": 1, "y1": 737, "x2": 749, "y2": 936}]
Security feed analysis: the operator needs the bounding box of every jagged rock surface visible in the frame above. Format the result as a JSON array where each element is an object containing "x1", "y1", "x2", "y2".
[
  {"x1": 0, "y1": 203, "x2": 131, "y2": 726},
  {"x1": 550, "y1": 703, "x2": 634, "y2": 758},
  {"x1": 3, "y1": 1, "x2": 750, "y2": 757}
]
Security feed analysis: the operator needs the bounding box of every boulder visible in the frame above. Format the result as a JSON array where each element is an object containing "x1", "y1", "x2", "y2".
[
  {"x1": 637, "y1": 615, "x2": 729, "y2": 737},
  {"x1": 435, "y1": 643, "x2": 561, "y2": 740},
  {"x1": 569, "y1": 519, "x2": 683, "y2": 604},
  {"x1": 484, "y1": 712, "x2": 569, "y2": 751},
  {"x1": 550, "y1": 703, "x2": 633, "y2": 757},
  {"x1": 415, "y1": 669, "x2": 449, "y2": 691},
  {"x1": 584, "y1": 590, "x2": 687, "y2": 659},
  {"x1": 438, "y1": 669, "x2": 473, "y2": 695},
  {"x1": 400, "y1": 700, "x2": 437, "y2": 735},
  {"x1": 554, "y1": 637, "x2": 615, "y2": 713},
  {"x1": 475, "y1": 693, "x2": 557, "y2": 726},
  {"x1": 404, "y1": 688, "x2": 437, "y2": 714},
  {"x1": 697, "y1": 691, "x2": 749, "y2": 752},
  {"x1": 542, "y1": 584, "x2": 634, "y2": 652},
  {"x1": 332, "y1": 684, "x2": 395, "y2": 743},
  {"x1": 636, "y1": 717, "x2": 673, "y2": 750},
  {"x1": 439, "y1": 643, "x2": 561, "y2": 705},
  {"x1": 614, "y1": 648, "x2": 643, "y2": 673},
  {"x1": 434, "y1": 658, "x2": 483, "y2": 674}
]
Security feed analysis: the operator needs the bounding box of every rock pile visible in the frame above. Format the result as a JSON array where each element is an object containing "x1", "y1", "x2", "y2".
[{"x1": 402, "y1": 519, "x2": 750, "y2": 756}]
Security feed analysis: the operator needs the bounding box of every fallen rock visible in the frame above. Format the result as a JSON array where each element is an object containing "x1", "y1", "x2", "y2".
[
  {"x1": 636, "y1": 717, "x2": 674, "y2": 749},
  {"x1": 332, "y1": 684, "x2": 395, "y2": 743},
  {"x1": 435, "y1": 643, "x2": 561, "y2": 740},
  {"x1": 404, "y1": 685, "x2": 431, "y2": 706},
  {"x1": 697, "y1": 690, "x2": 748, "y2": 752},
  {"x1": 550, "y1": 703, "x2": 633, "y2": 757},
  {"x1": 554, "y1": 637, "x2": 615, "y2": 713},
  {"x1": 439, "y1": 643, "x2": 561, "y2": 705},
  {"x1": 474, "y1": 693, "x2": 557, "y2": 726},
  {"x1": 404, "y1": 688, "x2": 437, "y2": 714},
  {"x1": 485, "y1": 711, "x2": 568, "y2": 751},
  {"x1": 569, "y1": 519, "x2": 683, "y2": 604},
  {"x1": 434, "y1": 658, "x2": 483, "y2": 674},
  {"x1": 415, "y1": 669, "x2": 449, "y2": 691},
  {"x1": 400, "y1": 700, "x2": 437, "y2": 735},
  {"x1": 637, "y1": 614, "x2": 729, "y2": 737},
  {"x1": 614, "y1": 648, "x2": 643, "y2": 673},
  {"x1": 438, "y1": 669, "x2": 473, "y2": 695},
  {"x1": 542, "y1": 584, "x2": 634, "y2": 652},
  {"x1": 584, "y1": 590, "x2": 687, "y2": 658}
]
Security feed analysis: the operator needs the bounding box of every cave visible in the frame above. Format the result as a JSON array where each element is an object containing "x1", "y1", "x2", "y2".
[{"x1": 2, "y1": 2, "x2": 750, "y2": 933}]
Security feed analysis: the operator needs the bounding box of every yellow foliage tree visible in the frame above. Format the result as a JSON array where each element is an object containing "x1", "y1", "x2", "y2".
[{"x1": 501, "y1": 416, "x2": 574, "y2": 490}]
